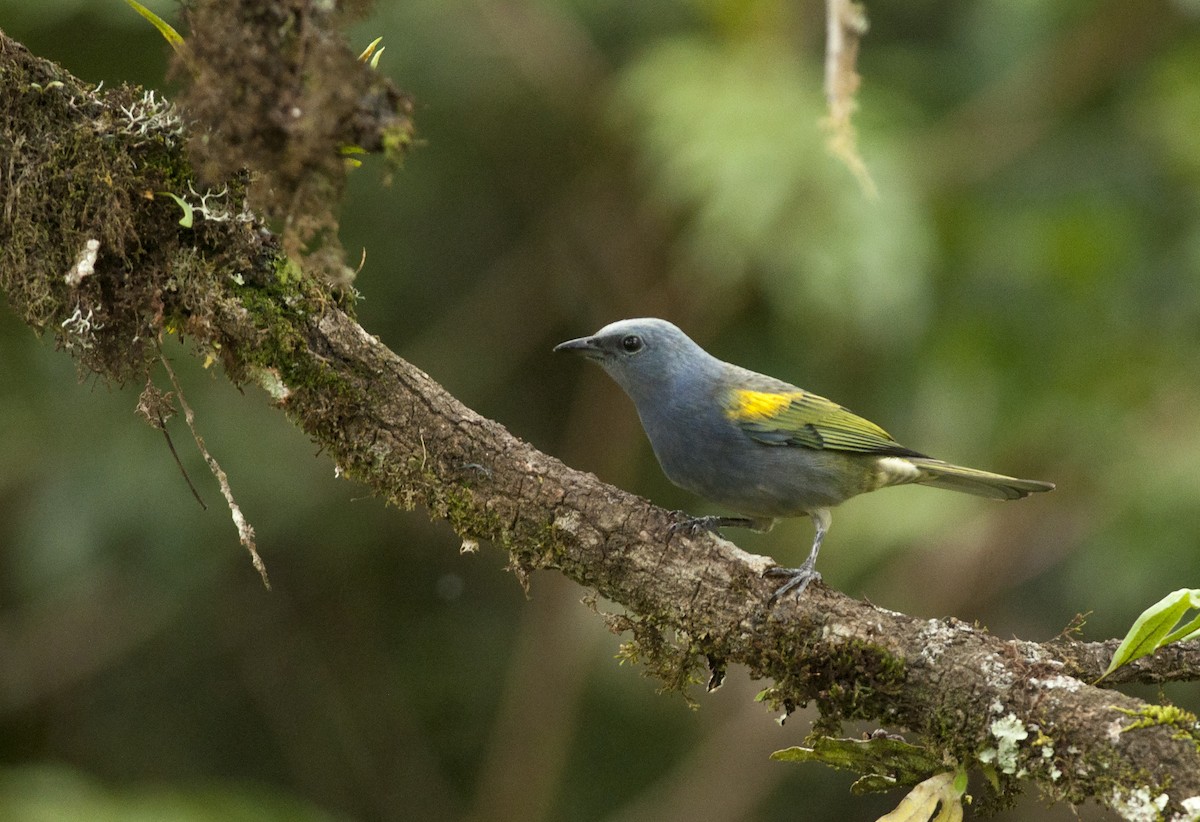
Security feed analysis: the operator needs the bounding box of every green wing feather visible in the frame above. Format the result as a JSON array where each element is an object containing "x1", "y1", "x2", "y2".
[{"x1": 724, "y1": 386, "x2": 924, "y2": 456}]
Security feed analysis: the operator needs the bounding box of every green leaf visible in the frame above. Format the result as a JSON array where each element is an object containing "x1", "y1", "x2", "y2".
[
  {"x1": 852, "y1": 774, "x2": 898, "y2": 793},
  {"x1": 124, "y1": 0, "x2": 186, "y2": 56},
  {"x1": 358, "y1": 36, "x2": 384, "y2": 67},
  {"x1": 874, "y1": 770, "x2": 965, "y2": 822},
  {"x1": 1162, "y1": 611, "x2": 1200, "y2": 646},
  {"x1": 158, "y1": 192, "x2": 194, "y2": 228},
  {"x1": 771, "y1": 736, "x2": 944, "y2": 793},
  {"x1": 952, "y1": 768, "x2": 968, "y2": 796},
  {"x1": 1102, "y1": 589, "x2": 1200, "y2": 679}
]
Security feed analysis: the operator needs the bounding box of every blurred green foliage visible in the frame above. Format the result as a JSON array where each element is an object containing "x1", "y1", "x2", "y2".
[
  {"x1": 0, "y1": 764, "x2": 343, "y2": 822},
  {"x1": 2, "y1": 0, "x2": 1199, "y2": 820}
]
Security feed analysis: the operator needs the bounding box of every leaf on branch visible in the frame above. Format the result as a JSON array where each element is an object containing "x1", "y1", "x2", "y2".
[
  {"x1": 357, "y1": 36, "x2": 386, "y2": 69},
  {"x1": 123, "y1": 0, "x2": 187, "y2": 57},
  {"x1": 874, "y1": 770, "x2": 967, "y2": 822},
  {"x1": 771, "y1": 735, "x2": 945, "y2": 794},
  {"x1": 1102, "y1": 588, "x2": 1200, "y2": 681},
  {"x1": 156, "y1": 192, "x2": 195, "y2": 228}
]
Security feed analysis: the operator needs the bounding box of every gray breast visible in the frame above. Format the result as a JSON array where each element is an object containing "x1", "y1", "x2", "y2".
[{"x1": 637, "y1": 395, "x2": 870, "y2": 517}]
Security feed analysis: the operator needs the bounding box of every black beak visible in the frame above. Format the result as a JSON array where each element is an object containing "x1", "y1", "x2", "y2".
[{"x1": 553, "y1": 336, "x2": 603, "y2": 357}]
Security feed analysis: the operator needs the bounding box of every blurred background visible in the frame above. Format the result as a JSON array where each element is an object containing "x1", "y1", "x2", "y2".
[{"x1": 2, "y1": 0, "x2": 1199, "y2": 819}]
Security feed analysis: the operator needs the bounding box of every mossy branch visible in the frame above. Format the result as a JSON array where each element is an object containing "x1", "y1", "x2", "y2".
[{"x1": 3, "y1": 22, "x2": 1200, "y2": 819}]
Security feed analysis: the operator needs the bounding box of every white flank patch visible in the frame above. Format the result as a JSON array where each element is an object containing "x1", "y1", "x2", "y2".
[{"x1": 876, "y1": 456, "x2": 922, "y2": 487}]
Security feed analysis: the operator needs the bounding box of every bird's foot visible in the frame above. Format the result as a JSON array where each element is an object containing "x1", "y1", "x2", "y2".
[
  {"x1": 668, "y1": 514, "x2": 768, "y2": 536},
  {"x1": 668, "y1": 514, "x2": 725, "y2": 536},
  {"x1": 764, "y1": 563, "x2": 822, "y2": 603},
  {"x1": 668, "y1": 514, "x2": 773, "y2": 536}
]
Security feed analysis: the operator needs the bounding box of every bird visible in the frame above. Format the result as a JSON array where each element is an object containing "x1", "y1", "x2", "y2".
[{"x1": 554, "y1": 318, "x2": 1054, "y2": 600}]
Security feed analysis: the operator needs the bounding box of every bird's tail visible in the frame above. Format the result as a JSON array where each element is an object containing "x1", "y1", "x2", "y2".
[{"x1": 906, "y1": 458, "x2": 1055, "y2": 500}]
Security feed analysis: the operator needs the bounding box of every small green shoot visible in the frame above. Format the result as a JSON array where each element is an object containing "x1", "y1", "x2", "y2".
[
  {"x1": 358, "y1": 36, "x2": 385, "y2": 69},
  {"x1": 1101, "y1": 588, "x2": 1200, "y2": 681},
  {"x1": 339, "y1": 144, "x2": 368, "y2": 169},
  {"x1": 158, "y1": 192, "x2": 194, "y2": 228},
  {"x1": 124, "y1": 0, "x2": 186, "y2": 57}
]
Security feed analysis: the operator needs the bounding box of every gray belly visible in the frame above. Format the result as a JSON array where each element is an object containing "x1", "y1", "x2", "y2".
[{"x1": 642, "y1": 412, "x2": 876, "y2": 517}]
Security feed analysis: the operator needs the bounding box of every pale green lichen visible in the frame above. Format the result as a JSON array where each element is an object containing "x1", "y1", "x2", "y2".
[
  {"x1": 1109, "y1": 786, "x2": 1168, "y2": 822},
  {"x1": 1029, "y1": 674, "x2": 1082, "y2": 692},
  {"x1": 1040, "y1": 746, "x2": 1061, "y2": 781},
  {"x1": 1029, "y1": 728, "x2": 1062, "y2": 782},
  {"x1": 251, "y1": 366, "x2": 291, "y2": 401},
  {"x1": 978, "y1": 713, "x2": 1028, "y2": 775},
  {"x1": 1177, "y1": 796, "x2": 1200, "y2": 821}
]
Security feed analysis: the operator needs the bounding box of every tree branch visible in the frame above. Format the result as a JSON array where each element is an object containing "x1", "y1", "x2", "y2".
[
  {"x1": 3, "y1": 24, "x2": 1200, "y2": 819},
  {"x1": 1046, "y1": 635, "x2": 1200, "y2": 685}
]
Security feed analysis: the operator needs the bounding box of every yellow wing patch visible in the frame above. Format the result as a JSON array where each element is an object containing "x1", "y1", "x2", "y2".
[
  {"x1": 724, "y1": 386, "x2": 918, "y2": 455},
  {"x1": 726, "y1": 389, "x2": 805, "y2": 422}
]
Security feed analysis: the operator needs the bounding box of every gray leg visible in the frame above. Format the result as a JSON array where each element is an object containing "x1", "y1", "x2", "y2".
[{"x1": 764, "y1": 508, "x2": 830, "y2": 602}]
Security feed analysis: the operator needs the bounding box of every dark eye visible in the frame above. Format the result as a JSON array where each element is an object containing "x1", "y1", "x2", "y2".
[{"x1": 621, "y1": 334, "x2": 643, "y2": 353}]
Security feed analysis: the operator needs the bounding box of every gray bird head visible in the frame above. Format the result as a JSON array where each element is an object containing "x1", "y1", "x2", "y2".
[{"x1": 553, "y1": 318, "x2": 718, "y2": 404}]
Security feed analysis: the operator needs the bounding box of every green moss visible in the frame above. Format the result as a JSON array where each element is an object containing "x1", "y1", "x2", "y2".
[
  {"x1": 805, "y1": 637, "x2": 907, "y2": 724},
  {"x1": 609, "y1": 611, "x2": 706, "y2": 707},
  {"x1": 274, "y1": 257, "x2": 305, "y2": 288},
  {"x1": 381, "y1": 121, "x2": 413, "y2": 168},
  {"x1": 437, "y1": 486, "x2": 495, "y2": 537},
  {"x1": 1114, "y1": 704, "x2": 1200, "y2": 752},
  {"x1": 1, "y1": 74, "x2": 198, "y2": 383},
  {"x1": 1, "y1": 48, "x2": 302, "y2": 391},
  {"x1": 228, "y1": 270, "x2": 345, "y2": 395}
]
